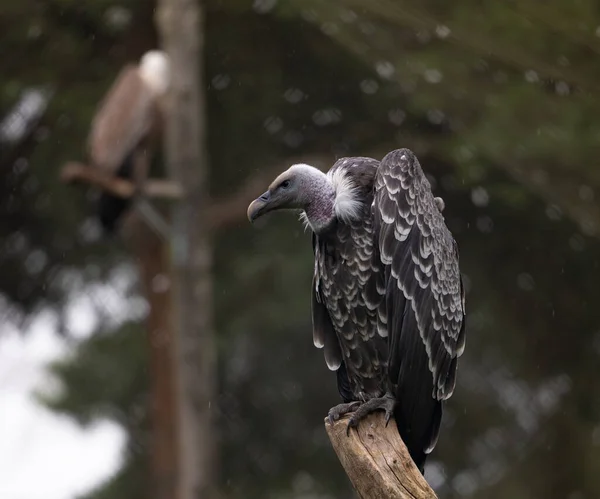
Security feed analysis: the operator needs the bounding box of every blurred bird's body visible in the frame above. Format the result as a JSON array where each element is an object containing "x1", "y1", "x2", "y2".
[
  {"x1": 87, "y1": 50, "x2": 170, "y2": 232},
  {"x1": 248, "y1": 149, "x2": 466, "y2": 471}
]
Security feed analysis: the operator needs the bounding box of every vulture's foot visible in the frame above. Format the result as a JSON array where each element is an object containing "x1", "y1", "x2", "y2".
[
  {"x1": 345, "y1": 395, "x2": 396, "y2": 436},
  {"x1": 327, "y1": 401, "x2": 361, "y2": 426}
]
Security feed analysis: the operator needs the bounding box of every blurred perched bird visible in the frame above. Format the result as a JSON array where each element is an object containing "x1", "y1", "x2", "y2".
[
  {"x1": 87, "y1": 50, "x2": 170, "y2": 232},
  {"x1": 247, "y1": 149, "x2": 466, "y2": 471}
]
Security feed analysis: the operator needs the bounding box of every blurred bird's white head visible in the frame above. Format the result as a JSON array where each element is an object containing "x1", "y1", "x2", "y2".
[{"x1": 138, "y1": 50, "x2": 170, "y2": 96}]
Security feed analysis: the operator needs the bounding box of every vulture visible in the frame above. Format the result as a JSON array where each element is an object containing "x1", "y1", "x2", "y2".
[
  {"x1": 247, "y1": 149, "x2": 466, "y2": 471},
  {"x1": 87, "y1": 50, "x2": 170, "y2": 232}
]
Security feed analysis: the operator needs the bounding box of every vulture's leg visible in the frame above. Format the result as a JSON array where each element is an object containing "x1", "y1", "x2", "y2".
[
  {"x1": 327, "y1": 401, "x2": 361, "y2": 426},
  {"x1": 345, "y1": 393, "x2": 396, "y2": 436}
]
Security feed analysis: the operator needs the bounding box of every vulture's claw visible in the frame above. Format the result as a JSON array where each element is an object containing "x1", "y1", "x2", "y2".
[
  {"x1": 345, "y1": 395, "x2": 396, "y2": 435},
  {"x1": 327, "y1": 401, "x2": 361, "y2": 426}
]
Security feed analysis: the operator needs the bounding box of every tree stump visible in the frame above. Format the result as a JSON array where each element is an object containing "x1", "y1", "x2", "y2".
[{"x1": 325, "y1": 413, "x2": 437, "y2": 499}]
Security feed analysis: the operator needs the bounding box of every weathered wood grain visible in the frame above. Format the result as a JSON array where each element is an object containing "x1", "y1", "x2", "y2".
[{"x1": 325, "y1": 413, "x2": 437, "y2": 499}]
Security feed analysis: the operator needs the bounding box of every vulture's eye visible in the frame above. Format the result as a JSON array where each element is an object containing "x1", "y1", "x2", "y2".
[{"x1": 281, "y1": 180, "x2": 291, "y2": 189}]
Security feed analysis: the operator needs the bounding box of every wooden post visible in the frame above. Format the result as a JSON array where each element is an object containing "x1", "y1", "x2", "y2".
[
  {"x1": 155, "y1": 1, "x2": 217, "y2": 498},
  {"x1": 325, "y1": 413, "x2": 438, "y2": 499}
]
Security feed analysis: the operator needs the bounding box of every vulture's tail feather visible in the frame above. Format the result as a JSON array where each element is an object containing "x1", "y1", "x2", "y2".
[{"x1": 392, "y1": 299, "x2": 444, "y2": 475}]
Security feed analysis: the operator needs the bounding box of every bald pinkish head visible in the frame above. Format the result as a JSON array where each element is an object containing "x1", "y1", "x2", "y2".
[
  {"x1": 247, "y1": 163, "x2": 338, "y2": 233},
  {"x1": 138, "y1": 50, "x2": 170, "y2": 96}
]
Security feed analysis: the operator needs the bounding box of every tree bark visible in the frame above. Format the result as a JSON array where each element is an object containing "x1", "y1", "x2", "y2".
[
  {"x1": 155, "y1": 1, "x2": 217, "y2": 499},
  {"x1": 325, "y1": 413, "x2": 437, "y2": 499},
  {"x1": 123, "y1": 215, "x2": 179, "y2": 499}
]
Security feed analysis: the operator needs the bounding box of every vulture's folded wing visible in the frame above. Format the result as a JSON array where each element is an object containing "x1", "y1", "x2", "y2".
[
  {"x1": 88, "y1": 65, "x2": 157, "y2": 173},
  {"x1": 373, "y1": 149, "x2": 466, "y2": 402},
  {"x1": 311, "y1": 233, "x2": 342, "y2": 371}
]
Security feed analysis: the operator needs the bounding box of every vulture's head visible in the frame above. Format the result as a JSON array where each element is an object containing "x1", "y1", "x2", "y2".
[
  {"x1": 139, "y1": 50, "x2": 170, "y2": 96},
  {"x1": 247, "y1": 163, "x2": 337, "y2": 232}
]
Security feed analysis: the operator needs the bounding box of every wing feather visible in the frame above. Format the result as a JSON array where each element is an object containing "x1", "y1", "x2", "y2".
[
  {"x1": 374, "y1": 148, "x2": 465, "y2": 402},
  {"x1": 372, "y1": 149, "x2": 465, "y2": 464},
  {"x1": 311, "y1": 233, "x2": 342, "y2": 371},
  {"x1": 88, "y1": 65, "x2": 158, "y2": 173}
]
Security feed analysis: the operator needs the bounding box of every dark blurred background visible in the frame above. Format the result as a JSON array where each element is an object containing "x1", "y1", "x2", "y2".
[{"x1": 1, "y1": 1, "x2": 599, "y2": 498}]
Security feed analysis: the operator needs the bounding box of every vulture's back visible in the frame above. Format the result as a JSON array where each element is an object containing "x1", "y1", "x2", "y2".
[{"x1": 88, "y1": 65, "x2": 158, "y2": 173}]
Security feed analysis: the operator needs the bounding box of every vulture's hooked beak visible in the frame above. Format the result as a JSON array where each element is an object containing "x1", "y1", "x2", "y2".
[{"x1": 247, "y1": 190, "x2": 272, "y2": 223}]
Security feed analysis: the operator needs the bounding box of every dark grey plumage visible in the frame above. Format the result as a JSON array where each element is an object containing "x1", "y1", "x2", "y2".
[{"x1": 248, "y1": 148, "x2": 466, "y2": 471}]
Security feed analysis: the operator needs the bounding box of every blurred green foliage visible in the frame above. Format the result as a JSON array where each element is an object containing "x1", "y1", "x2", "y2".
[{"x1": 2, "y1": 0, "x2": 600, "y2": 498}]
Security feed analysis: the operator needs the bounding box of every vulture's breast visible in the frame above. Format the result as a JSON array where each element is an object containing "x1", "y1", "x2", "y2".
[{"x1": 316, "y1": 218, "x2": 390, "y2": 399}]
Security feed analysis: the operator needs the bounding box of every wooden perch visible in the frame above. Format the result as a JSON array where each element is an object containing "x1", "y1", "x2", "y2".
[
  {"x1": 61, "y1": 161, "x2": 183, "y2": 199},
  {"x1": 325, "y1": 413, "x2": 437, "y2": 499},
  {"x1": 60, "y1": 161, "x2": 255, "y2": 230},
  {"x1": 60, "y1": 154, "x2": 328, "y2": 231}
]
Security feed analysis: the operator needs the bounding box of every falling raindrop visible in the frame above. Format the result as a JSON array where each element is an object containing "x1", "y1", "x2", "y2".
[
  {"x1": 104, "y1": 6, "x2": 132, "y2": 31},
  {"x1": 360, "y1": 79, "x2": 379, "y2": 94},
  {"x1": 25, "y1": 249, "x2": 48, "y2": 275},
  {"x1": 57, "y1": 114, "x2": 71, "y2": 128},
  {"x1": 524, "y1": 70, "x2": 539, "y2": 83},
  {"x1": 339, "y1": 9, "x2": 357, "y2": 23},
  {"x1": 321, "y1": 22, "x2": 339, "y2": 36},
  {"x1": 592, "y1": 332, "x2": 600, "y2": 355},
  {"x1": 456, "y1": 146, "x2": 474, "y2": 162},
  {"x1": 253, "y1": 0, "x2": 277, "y2": 14},
  {"x1": 531, "y1": 169, "x2": 548, "y2": 185},
  {"x1": 424, "y1": 69, "x2": 443, "y2": 84},
  {"x1": 555, "y1": 81, "x2": 570, "y2": 96},
  {"x1": 283, "y1": 88, "x2": 304, "y2": 104},
  {"x1": 152, "y1": 274, "x2": 171, "y2": 293},
  {"x1": 312, "y1": 108, "x2": 342, "y2": 126},
  {"x1": 359, "y1": 22, "x2": 376, "y2": 35},
  {"x1": 283, "y1": 130, "x2": 303, "y2": 148},
  {"x1": 12, "y1": 157, "x2": 28, "y2": 175},
  {"x1": 300, "y1": 9, "x2": 318, "y2": 23},
  {"x1": 452, "y1": 471, "x2": 478, "y2": 496},
  {"x1": 471, "y1": 186, "x2": 489, "y2": 207},
  {"x1": 578, "y1": 185, "x2": 594, "y2": 202},
  {"x1": 545, "y1": 204, "x2": 563, "y2": 221},
  {"x1": 476, "y1": 216, "x2": 494, "y2": 233},
  {"x1": 416, "y1": 30, "x2": 431, "y2": 43},
  {"x1": 427, "y1": 109, "x2": 445, "y2": 125},
  {"x1": 263, "y1": 116, "x2": 283, "y2": 134},
  {"x1": 27, "y1": 24, "x2": 42, "y2": 39},
  {"x1": 388, "y1": 109, "x2": 406, "y2": 126},
  {"x1": 34, "y1": 126, "x2": 50, "y2": 142},
  {"x1": 78, "y1": 218, "x2": 102, "y2": 243},
  {"x1": 435, "y1": 25, "x2": 451, "y2": 39},
  {"x1": 569, "y1": 234, "x2": 585, "y2": 252},
  {"x1": 461, "y1": 273, "x2": 472, "y2": 293},
  {"x1": 292, "y1": 471, "x2": 315, "y2": 494},
  {"x1": 493, "y1": 71, "x2": 508, "y2": 84},
  {"x1": 426, "y1": 462, "x2": 447, "y2": 489},
  {"x1": 579, "y1": 215, "x2": 597, "y2": 236},
  {"x1": 23, "y1": 175, "x2": 39, "y2": 194},
  {"x1": 517, "y1": 273, "x2": 535, "y2": 291},
  {"x1": 211, "y1": 74, "x2": 231, "y2": 90},
  {"x1": 375, "y1": 61, "x2": 395, "y2": 79}
]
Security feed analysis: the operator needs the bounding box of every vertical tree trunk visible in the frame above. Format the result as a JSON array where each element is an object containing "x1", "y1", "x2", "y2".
[
  {"x1": 155, "y1": 1, "x2": 217, "y2": 498},
  {"x1": 124, "y1": 215, "x2": 179, "y2": 499}
]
